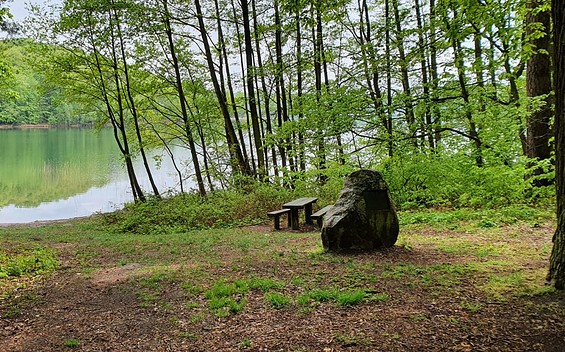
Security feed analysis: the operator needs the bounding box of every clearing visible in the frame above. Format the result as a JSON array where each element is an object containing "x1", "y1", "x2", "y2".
[{"x1": 1, "y1": 210, "x2": 564, "y2": 351}]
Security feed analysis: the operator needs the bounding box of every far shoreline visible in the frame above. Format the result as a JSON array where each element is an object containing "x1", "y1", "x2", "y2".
[
  {"x1": 0, "y1": 215, "x2": 95, "y2": 228},
  {"x1": 0, "y1": 123, "x2": 96, "y2": 130}
]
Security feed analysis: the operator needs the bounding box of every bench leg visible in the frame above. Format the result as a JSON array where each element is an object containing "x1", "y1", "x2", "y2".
[
  {"x1": 305, "y1": 203, "x2": 314, "y2": 225},
  {"x1": 287, "y1": 212, "x2": 292, "y2": 228},
  {"x1": 273, "y1": 216, "x2": 281, "y2": 230},
  {"x1": 290, "y1": 209, "x2": 299, "y2": 230},
  {"x1": 316, "y1": 217, "x2": 323, "y2": 228}
]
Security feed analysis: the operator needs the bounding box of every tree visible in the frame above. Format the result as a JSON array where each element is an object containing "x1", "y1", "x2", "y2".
[
  {"x1": 193, "y1": 0, "x2": 252, "y2": 177},
  {"x1": 547, "y1": 0, "x2": 565, "y2": 289},
  {"x1": 160, "y1": 0, "x2": 206, "y2": 196},
  {"x1": 0, "y1": 0, "x2": 18, "y2": 35},
  {"x1": 525, "y1": 0, "x2": 553, "y2": 185}
]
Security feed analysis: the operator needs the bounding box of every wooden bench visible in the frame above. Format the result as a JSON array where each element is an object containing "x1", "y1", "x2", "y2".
[
  {"x1": 267, "y1": 208, "x2": 291, "y2": 230},
  {"x1": 311, "y1": 205, "x2": 334, "y2": 228},
  {"x1": 282, "y1": 197, "x2": 318, "y2": 230}
]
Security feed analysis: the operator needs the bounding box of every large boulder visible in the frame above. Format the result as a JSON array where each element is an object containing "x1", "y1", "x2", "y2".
[{"x1": 321, "y1": 169, "x2": 399, "y2": 251}]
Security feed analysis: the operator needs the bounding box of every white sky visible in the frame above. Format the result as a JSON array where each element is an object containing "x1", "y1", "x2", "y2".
[
  {"x1": 7, "y1": 0, "x2": 59, "y2": 22},
  {"x1": 8, "y1": 1, "x2": 38, "y2": 21}
]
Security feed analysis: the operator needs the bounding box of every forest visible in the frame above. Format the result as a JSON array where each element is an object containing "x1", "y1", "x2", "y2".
[{"x1": 0, "y1": 0, "x2": 553, "y2": 209}]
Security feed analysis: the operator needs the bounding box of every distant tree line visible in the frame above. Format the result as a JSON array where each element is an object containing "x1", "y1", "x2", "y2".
[{"x1": 0, "y1": 39, "x2": 97, "y2": 126}]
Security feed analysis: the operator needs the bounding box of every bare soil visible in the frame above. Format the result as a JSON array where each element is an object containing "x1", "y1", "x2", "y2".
[{"x1": 1, "y1": 222, "x2": 565, "y2": 351}]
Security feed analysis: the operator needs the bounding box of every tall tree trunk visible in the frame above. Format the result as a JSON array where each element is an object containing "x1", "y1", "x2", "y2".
[
  {"x1": 194, "y1": 0, "x2": 251, "y2": 176},
  {"x1": 429, "y1": 0, "x2": 442, "y2": 147},
  {"x1": 274, "y1": 0, "x2": 294, "y2": 173},
  {"x1": 230, "y1": 0, "x2": 256, "y2": 175},
  {"x1": 162, "y1": 0, "x2": 206, "y2": 196},
  {"x1": 241, "y1": 0, "x2": 265, "y2": 179},
  {"x1": 111, "y1": 5, "x2": 160, "y2": 198},
  {"x1": 102, "y1": 13, "x2": 145, "y2": 202},
  {"x1": 86, "y1": 16, "x2": 142, "y2": 202},
  {"x1": 392, "y1": 0, "x2": 416, "y2": 143},
  {"x1": 385, "y1": 0, "x2": 394, "y2": 157},
  {"x1": 448, "y1": 11, "x2": 483, "y2": 167},
  {"x1": 295, "y1": 5, "x2": 306, "y2": 172},
  {"x1": 358, "y1": 0, "x2": 384, "y2": 132},
  {"x1": 501, "y1": 40, "x2": 527, "y2": 154},
  {"x1": 254, "y1": 0, "x2": 279, "y2": 177},
  {"x1": 525, "y1": 0, "x2": 553, "y2": 186},
  {"x1": 216, "y1": 0, "x2": 250, "y2": 168},
  {"x1": 414, "y1": 0, "x2": 434, "y2": 150},
  {"x1": 547, "y1": 0, "x2": 565, "y2": 289},
  {"x1": 313, "y1": 3, "x2": 326, "y2": 179}
]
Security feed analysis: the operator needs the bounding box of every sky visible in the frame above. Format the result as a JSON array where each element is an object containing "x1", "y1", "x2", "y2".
[
  {"x1": 8, "y1": 0, "x2": 40, "y2": 22},
  {"x1": 7, "y1": 0, "x2": 59, "y2": 22}
]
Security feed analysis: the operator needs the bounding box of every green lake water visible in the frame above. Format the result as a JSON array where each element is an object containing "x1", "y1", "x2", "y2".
[{"x1": 0, "y1": 128, "x2": 187, "y2": 223}]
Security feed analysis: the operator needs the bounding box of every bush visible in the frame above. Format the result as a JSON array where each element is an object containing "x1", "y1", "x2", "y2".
[
  {"x1": 100, "y1": 183, "x2": 293, "y2": 235},
  {"x1": 379, "y1": 153, "x2": 552, "y2": 209}
]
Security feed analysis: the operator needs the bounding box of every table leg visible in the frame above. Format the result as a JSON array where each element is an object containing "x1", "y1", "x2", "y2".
[
  {"x1": 290, "y1": 209, "x2": 299, "y2": 230},
  {"x1": 305, "y1": 203, "x2": 313, "y2": 225}
]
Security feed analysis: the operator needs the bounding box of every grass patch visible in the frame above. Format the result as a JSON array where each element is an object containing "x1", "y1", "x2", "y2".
[
  {"x1": 334, "y1": 332, "x2": 371, "y2": 347},
  {"x1": 297, "y1": 288, "x2": 382, "y2": 307},
  {"x1": 0, "y1": 248, "x2": 59, "y2": 279},
  {"x1": 63, "y1": 338, "x2": 80, "y2": 348},
  {"x1": 265, "y1": 292, "x2": 291, "y2": 309}
]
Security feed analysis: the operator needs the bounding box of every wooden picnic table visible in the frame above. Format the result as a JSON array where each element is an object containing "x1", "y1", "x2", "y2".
[{"x1": 282, "y1": 197, "x2": 318, "y2": 230}]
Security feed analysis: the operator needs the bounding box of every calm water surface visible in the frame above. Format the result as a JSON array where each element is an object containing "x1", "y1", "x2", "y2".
[{"x1": 0, "y1": 128, "x2": 190, "y2": 223}]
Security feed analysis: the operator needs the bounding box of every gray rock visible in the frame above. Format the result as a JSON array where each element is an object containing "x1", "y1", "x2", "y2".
[{"x1": 321, "y1": 169, "x2": 399, "y2": 251}]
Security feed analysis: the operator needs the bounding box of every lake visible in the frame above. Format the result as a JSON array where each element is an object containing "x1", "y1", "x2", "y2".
[{"x1": 0, "y1": 128, "x2": 191, "y2": 224}]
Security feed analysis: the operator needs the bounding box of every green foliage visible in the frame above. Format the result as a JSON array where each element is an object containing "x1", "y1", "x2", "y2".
[
  {"x1": 335, "y1": 290, "x2": 367, "y2": 306},
  {"x1": 380, "y1": 153, "x2": 553, "y2": 209},
  {"x1": 202, "y1": 277, "x2": 285, "y2": 316},
  {"x1": 0, "y1": 248, "x2": 59, "y2": 279},
  {"x1": 399, "y1": 205, "x2": 553, "y2": 227},
  {"x1": 0, "y1": 40, "x2": 91, "y2": 125},
  {"x1": 100, "y1": 183, "x2": 298, "y2": 235}
]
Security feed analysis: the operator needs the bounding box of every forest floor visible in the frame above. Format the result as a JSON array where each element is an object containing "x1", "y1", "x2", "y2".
[{"x1": 1, "y1": 212, "x2": 565, "y2": 351}]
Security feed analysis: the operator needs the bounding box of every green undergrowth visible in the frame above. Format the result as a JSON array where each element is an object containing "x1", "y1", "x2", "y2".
[
  {"x1": 399, "y1": 205, "x2": 554, "y2": 228},
  {"x1": 96, "y1": 176, "x2": 554, "y2": 236},
  {"x1": 99, "y1": 184, "x2": 295, "y2": 235},
  {"x1": 0, "y1": 248, "x2": 59, "y2": 279}
]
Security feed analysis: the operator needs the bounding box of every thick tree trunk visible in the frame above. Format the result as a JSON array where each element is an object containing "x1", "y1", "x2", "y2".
[
  {"x1": 548, "y1": 0, "x2": 565, "y2": 289},
  {"x1": 525, "y1": 0, "x2": 553, "y2": 185}
]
